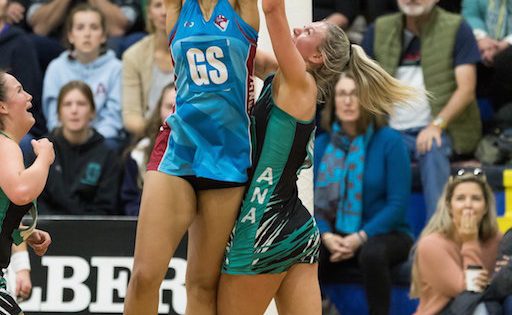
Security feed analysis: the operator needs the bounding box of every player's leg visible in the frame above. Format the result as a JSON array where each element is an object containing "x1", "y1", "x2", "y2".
[
  {"x1": 124, "y1": 172, "x2": 196, "y2": 315},
  {"x1": 274, "y1": 264, "x2": 321, "y2": 315},
  {"x1": 185, "y1": 186, "x2": 245, "y2": 315},
  {"x1": 217, "y1": 272, "x2": 286, "y2": 315}
]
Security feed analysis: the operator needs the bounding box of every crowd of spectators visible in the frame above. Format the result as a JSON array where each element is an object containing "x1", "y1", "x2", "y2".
[
  {"x1": 313, "y1": 0, "x2": 512, "y2": 314},
  {"x1": 1, "y1": 0, "x2": 512, "y2": 312}
]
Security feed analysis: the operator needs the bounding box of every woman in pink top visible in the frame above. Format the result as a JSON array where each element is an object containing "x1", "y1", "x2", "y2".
[{"x1": 410, "y1": 168, "x2": 502, "y2": 315}]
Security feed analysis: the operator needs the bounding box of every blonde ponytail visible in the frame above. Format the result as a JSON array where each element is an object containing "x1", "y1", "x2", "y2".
[{"x1": 348, "y1": 45, "x2": 417, "y2": 115}]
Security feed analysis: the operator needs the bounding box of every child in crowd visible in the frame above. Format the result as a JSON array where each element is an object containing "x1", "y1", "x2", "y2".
[
  {"x1": 37, "y1": 80, "x2": 121, "y2": 215},
  {"x1": 42, "y1": 4, "x2": 123, "y2": 150}
]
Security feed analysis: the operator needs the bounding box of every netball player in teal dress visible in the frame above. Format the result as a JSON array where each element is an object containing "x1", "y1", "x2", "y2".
[
  {"x1": 217, "y1": 0, "x2": 417, "y2": 313},
  {"x1": 123, "y1": 0, "x2": 259, "y2": 314},
  {"x1": 0, "y1": 71, "x2": 53, "y2": 315}
]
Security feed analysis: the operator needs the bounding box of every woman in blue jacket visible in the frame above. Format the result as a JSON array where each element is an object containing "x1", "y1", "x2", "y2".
[{"x1": 315, "y1": 72, "x2": 413, "y2": 315}]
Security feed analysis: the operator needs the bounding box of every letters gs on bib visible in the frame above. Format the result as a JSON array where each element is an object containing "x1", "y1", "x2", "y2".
[{"x1": 182, "y1": 39, "x2": 235, "y2": 93}]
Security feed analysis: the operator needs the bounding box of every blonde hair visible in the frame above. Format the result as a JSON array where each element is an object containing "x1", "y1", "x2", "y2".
[
  {"x1": 309, "y1": 23, "x2": 350, "y2": 108},
  {"x1": 348, "y1": 45, "x2": 416, "y2": 115},
  {"x1": 409, "y1": 173, "x2": 499, "y2": 297},
  {"x1": 312, "y1": 23, "x2": 415, "y2": 122}
]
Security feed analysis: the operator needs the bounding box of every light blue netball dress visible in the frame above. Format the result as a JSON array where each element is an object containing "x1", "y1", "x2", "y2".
[{"x1": 147, "y1": 0, "x2": 258, "y2": 186}]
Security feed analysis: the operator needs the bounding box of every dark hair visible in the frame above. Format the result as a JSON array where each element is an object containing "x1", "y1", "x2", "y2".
[
  {"x1": 0, "y1": 71, "x2": 6, "y2": 102},
  {"x1": 57, "y1": 80, "x2": 96, "y2": 116},
  {"x1": 0, "y1": 71, "x2": 6, "y2": 130},
  {"x1": 64, "y1": 3, "x2": 107, "y2": 53}
]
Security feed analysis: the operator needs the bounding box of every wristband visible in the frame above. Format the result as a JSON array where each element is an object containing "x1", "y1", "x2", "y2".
[{"x1": 10, "y1": 251, "x2": 30, "y2": 273}]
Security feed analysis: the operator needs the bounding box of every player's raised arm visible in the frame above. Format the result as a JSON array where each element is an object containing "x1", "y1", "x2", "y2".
[
  {"x1": 235, "y1": 0, "x2": 259, "y2": 31},
  {"x1": 262, "y1": 0, "x2": 309, "y2": 88}
]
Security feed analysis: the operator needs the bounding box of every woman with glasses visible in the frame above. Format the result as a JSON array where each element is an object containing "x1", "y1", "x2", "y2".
[
  {"x1": 315, "y1": 72, "x2": 414, "y2": 315},
  {"x1": 410, "y1": 168, "x2": 502, "y2": 315}
]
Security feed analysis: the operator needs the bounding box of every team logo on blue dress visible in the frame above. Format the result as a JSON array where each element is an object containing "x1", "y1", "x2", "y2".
[{"x1": 214, "y1": 14, "x2": 229, "y2": 31}]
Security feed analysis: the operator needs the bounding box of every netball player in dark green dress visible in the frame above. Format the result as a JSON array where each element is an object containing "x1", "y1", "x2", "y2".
[{"x1": 0, "y1": 71, "x2": 53, "y2": 315}]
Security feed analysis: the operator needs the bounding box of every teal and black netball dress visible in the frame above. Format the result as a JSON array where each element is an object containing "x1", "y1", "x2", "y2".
[
  {"x1": 223, "y1": 75, "x2": 321, "y2": 274},
  {"x1": 148, "y1": 0, "x2": 258, "y2": 184},
  {"x1": 0, "y1": 131, "x2": 38, "y2": 314}
]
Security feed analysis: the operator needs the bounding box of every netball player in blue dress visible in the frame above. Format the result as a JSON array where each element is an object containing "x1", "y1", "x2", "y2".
[
  {"x1": 217, "y1": 0, "x2": 416, "y2": 313},
  {"x1": 123, "y1": 0, "x2": 258, "y2": 314}
]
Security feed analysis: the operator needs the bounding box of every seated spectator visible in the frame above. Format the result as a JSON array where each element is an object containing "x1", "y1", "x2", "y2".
[
  {"x1": 315, "y1": 72, "x2": 413, "y2": 315},
  {"x1": 121, "y1": 0, "x2": 173, "y2": 136},
  {"x1": 362, "y1": 0, "x2": 482, "y2": 220},
  {"x1": 121, "y1": 82, "x2": 175, "y2": 215},
  {"x1": 37, "y1": 80, "x2": 121, "y2": 215},
  {"x1": 42, "y1": 3, "x2": 123, "y2": 150},
  {"x1": 410, "y1": 168, "x2": 502, "y2": 315},
  {"x1": 462, "y1": 0, "x2": 512, "y2": 110},
  {"x1": 26, "y1": 0, "x2": 142, "y2": 67},
  {"x1": 0, "y1": 0, "x2": 46, "y2": 159}
]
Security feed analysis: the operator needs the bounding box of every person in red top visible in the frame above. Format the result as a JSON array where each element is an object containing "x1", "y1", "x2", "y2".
[{"x1": 410, "y1": 168, "x2": 502, "y2": 315}]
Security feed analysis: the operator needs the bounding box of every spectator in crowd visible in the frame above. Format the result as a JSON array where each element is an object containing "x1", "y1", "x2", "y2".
[
  {"x1": 121, "y1": 0, "x2": 173, "y2": 137},
  {"x1": 26, "y1": 0, "x2": 142, "y2": 66},
  {"x1": 42, "y1": 3, "x2": 124, "y2": 150},
  {"x1": 361, "y1": 0, "x2": 482, "y2": 219},
  {"x1": 410, "y1": 168, "x2": 502, "y2": 315},
  {"x1": 462, "y1": 0, "x2": 512, "y2": 109},
  {"x1": 37, "y1": 80, "x2": 121, "y2": 215},
  {"x1": 121, "y1": 83, "x2": 175, "y2": 216},
  {"x1": 315, "y1": 72, "x2": 413, "y2": 315},
  {"x1": 0, "y1": 0, "x2": 46, "y2": 158}
]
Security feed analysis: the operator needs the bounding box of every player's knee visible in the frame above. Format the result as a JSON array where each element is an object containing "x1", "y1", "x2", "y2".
[
  {"x1": 187, "y1": 277, "x2": 217, "y2": 303},
  {"x1": 129, "y1": 267, "x2": 163, "y2": 293}
]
